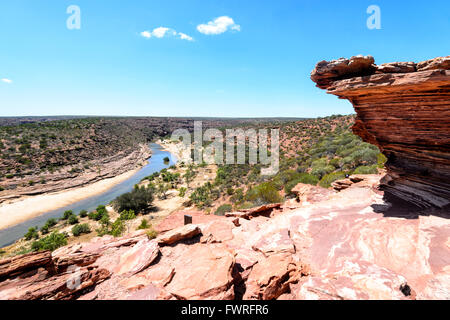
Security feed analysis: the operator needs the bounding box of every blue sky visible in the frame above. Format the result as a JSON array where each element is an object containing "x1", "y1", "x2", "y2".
[{"x1": 0, "y1": 0, "x2": 449, "y2": 117}]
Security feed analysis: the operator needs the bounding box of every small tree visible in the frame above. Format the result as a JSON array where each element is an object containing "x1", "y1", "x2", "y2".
[{"x1": 113, "y1": 185, "x2": 154, "y2": 213}]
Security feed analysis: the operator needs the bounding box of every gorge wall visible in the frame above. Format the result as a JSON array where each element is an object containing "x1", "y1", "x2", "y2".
[{"x1": 311, "y1": 55, "x2": 450, "y2": 209}]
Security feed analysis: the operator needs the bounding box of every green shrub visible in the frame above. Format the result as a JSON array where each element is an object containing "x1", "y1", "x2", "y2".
[
  {"x1": 377, "y1": 153, "x2": 387, "y2": 168},
  {"x1": 163, "y1": 156, "x2": 170, "y2": 163},
  {"x1": 190, "y1": 183, "x2": 214, "y2": 208},
  {"x1": 24, "y1": 227, "x2": 39, "y2": 240},
  {"x1": 113, "y1": 185, "x2": 154, "y2": 213},
  {"x1": 146, "y1": 228, "x2": 158, "y2": 240},
  {"x1": 40, "y1": 225, "x2": 49, "y2": 235},
  {"x1": 178, "y1": 187, "x2": 187, "y2": 197},
  {"x1": 245, "y1": 182, "x2": 283, "y2": 206},
  {"x1": 284, "y1": 173, "x2": 319, "y2": 195},
  {"x1": 137, "y1": 218, "x2": 150, "y2": 230},
  {"x1": 68, "y1": 214, "x2": 79, "y2": 225},
  {"x1": 353, "y1": 165, "x2": 378, "y2": 174},
  {"x1": 231, "y1": 188, "x2": 244, "y2": 203},
  {"x1": 72, "y1": 223, "x2": 91, "y2": 237},
  {"x1": 61, "y1": 210, "x2": 73, "y2": 220},
  {"x1": 120, "y1": 209, "x2": 136, "y2": 220},
  {"x1": 109, "y1": 219, "x2": 125, "y2": 237},
  {"x1": 79, "y1": 210, "x2": 88, "y2": 218},
  {"x1": 319, "y1": 171, "x2": 347, "y2": 188},
  {"x1": 88, "y1": 206, "x2": 108, "y2": 221},
  {"x1": 31, "y1": 232, "x2": 67, "y2": 252},
  {"x1": 215, "y1": 204, "x2": 233, "y2": 216},
  {"x1": 45, "y1": 218, "x2": 57, "y2": 227}
]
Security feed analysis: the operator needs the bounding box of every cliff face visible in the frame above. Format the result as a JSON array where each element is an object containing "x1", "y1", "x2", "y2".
[{"x1": 311, "y1": 56, "x2": 450, "y2": 209}]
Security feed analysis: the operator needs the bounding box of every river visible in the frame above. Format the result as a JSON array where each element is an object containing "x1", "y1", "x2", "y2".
[{"x1": 0, "y1": 143, "x2": 177, "y2": 248}]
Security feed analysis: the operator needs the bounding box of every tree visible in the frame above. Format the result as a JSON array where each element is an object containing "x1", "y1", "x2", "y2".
[{"x1": 113, "y1": 185, "x2": 154, "y2": 213}]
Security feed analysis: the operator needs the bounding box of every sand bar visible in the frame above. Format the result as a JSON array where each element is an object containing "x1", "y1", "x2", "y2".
[{"x1": 0, "y1": 167, "x2": 142, "y2": 231}]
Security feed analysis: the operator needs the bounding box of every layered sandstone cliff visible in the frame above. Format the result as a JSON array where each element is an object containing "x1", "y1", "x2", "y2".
[{"x1": 311, "y1": 55, "x2": 450, "y2": 209}]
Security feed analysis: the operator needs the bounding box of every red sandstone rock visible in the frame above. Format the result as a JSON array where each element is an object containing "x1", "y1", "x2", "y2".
[
  {"x1": 310, "y1": 55, "x2": 375, "y2": 89},
  {"x1": 154, "y1": 210, "x2": 221, "y2": 233},
  {"x1": 0, "y1": 266, "x2": 110, "y2": 300},
  {"x1": 311, "y1": 56, "x2": 450, "y2": 208},
  {"x1": 376, "y1": 62, "x2": 416, "y2": 74},
  {"x1": 156, "y1": 224, "x2": 201, "y2": 245},
  {"x1": 225, "y1": 203, "x2": 281, "y2": 219},
  {"x1": 163, "y1": 243, "x2": 235, "y2": 299},
  {"x1": 114, "y1": 239, "x2": 159, "y2": 275},
  {"x1": 1, "y1": 175, "x2": 448, "y2": 300},
  {"x1": 243, "y1": 253, "x2": 307, "y2": 300},
  {"x1": 291, "y1": 183, "x2": 334, "y2": 203},
  {"x1": 0, "y1": 251, "x2": 53, "y2": 280},
  {"x1": 417, "y1": 56, "x2": 450, "y2": 71}
]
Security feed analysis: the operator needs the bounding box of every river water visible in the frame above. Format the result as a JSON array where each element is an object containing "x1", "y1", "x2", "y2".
[{"x1": 0, "y1": 143, "x2": 177, "y2": 248}]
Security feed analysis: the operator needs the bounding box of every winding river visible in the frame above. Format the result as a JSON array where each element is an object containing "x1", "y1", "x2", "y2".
[{"x1": 0, "y1": 143, "x2": 177, "y2": 248}]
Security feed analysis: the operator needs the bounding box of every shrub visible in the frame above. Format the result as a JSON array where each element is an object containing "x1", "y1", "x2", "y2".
[
  {"x1": 40, "y1": 225, "x2": 49, "y2": 235},
  {"x1": 137, "y1": 218, "x2": 150, "y2": 230},
  {"x1": 120, "y1": 209, "x2": 136, "y2": 220},
  {"x1": 88, "y1": 206, "x2": 108, "y2": 221},
  {"x1": 319, "y1": 171, "x2": 347, "y2": 188},
  {"x1": 377, "y1": 153, "x2": 387, "y2": 168},
  {"x1": 231, "y1": 188, "x2": 244, "y2": 203},
  {"x1": 72, "y1": 223, "x2": 91, "y2": 237},
  {"x1": 284, "y1": 173, "x2": 319, "y2": 195},
  {"x1": 24, "y1": 227, "x2": 39, "y2": 240},
  {"x1": 61, "y1": 210, "x2": 73, "y2": 220},
  {"x1": 109, "y1": 219, "x2": 125, "y2": 237},
  {"x1": 178, "y1": 187, "x2": 187, "y2": 197},
  {"x1": 245, "y1": 182, "x2": 283, "y2": 206},
  {"x1": 214, "y1": 204, "x2": 232, "y2": 216},
  {"x1": 46, "y1": 218, "x2": 57, "y2": 227},
  {"x1": 353, "y1": 165, "x2": 378, "y2": 174},
  {"x1": 113, "y1": 185, "x2": 154, "y2": 213},
  {"x1": 68, "y1": 214, "x2": 79, "y2": 225},
  {"x1": 79, "y1": 210, "x2": 88, "y2": 218},
  {"x1": 146, "y1": 228, "x2": 158, "y2": 240},
  {"x1": 31, "y1": 232, "x2": 67, "y2": 252},
  {"x1": 190, "y1": 183, "x2": 213, "y2": 208}
]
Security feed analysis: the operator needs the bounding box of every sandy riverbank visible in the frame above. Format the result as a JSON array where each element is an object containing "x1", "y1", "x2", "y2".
[
  {"x1": 0, "y1": 166, "x2": 145, "y2": 231},
  {"x1": 156, "y1": 139, "x2": 190, "y2": 163}
]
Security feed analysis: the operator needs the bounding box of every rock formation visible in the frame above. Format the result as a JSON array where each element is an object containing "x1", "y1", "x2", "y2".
[
  {"x1": 0, "y1": 175, "x2": 448, "y2": 300},
  {"x1": 311, "y1": 55, "x2": 450, "y2": 209}
]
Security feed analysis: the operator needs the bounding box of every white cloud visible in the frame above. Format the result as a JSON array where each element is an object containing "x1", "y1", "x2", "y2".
[
  {"x1": 178, "y1": 32, "x2": 194, "y2": 41},
  {"x1": 140, "y1": 31, "x2": 151, "y2": 38},
  {"x1": 152, "y1": 27, "x2": 170, "y2": 38},
  {"x1": 140, "y1": 27, "x2": 194, "y2": 41},
  {"x1": 1, "y1": 78, "x2": 12, "y2": 84},
  {"x1": 197, "y1": 16, "x2": 240, "y2": 35}
]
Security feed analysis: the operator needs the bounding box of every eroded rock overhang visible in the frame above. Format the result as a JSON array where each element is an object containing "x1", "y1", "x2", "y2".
[{"x1": 311, "y1": 55, "x2": 450, "y2": 208}]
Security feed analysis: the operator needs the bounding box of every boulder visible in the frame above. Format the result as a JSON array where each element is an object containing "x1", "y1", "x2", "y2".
[
  {"x1": 114, "y1": 239, "x2": 159, "y2": 275},
  {"x1": 310, "y1": 55, "x2": 376, "y2": 89},
  {"x1": 156, "y1": 224, "x2": 201, "y2": 245}
]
